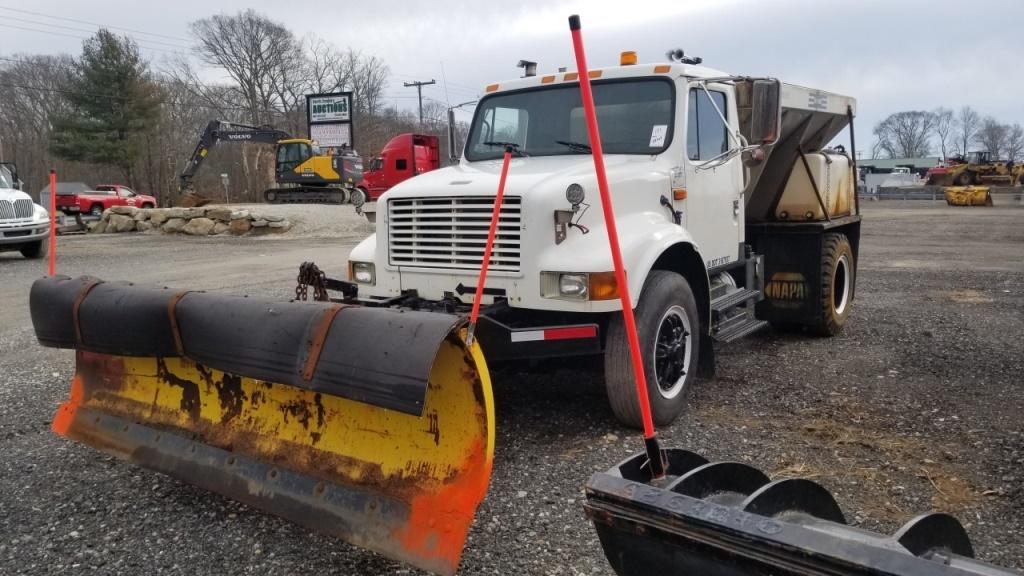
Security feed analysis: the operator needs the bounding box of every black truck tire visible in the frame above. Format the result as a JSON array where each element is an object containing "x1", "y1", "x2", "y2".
[
  {"x1": 605, "y1": 271, "x2": 700, "y2": 429},
  {"x1": 20, "y1": 239, "x2": 47, "y2": 260},
  {"x1": 955, "y1": 171, "x2": 974, "y2": 186},
  {"x1": 815, "y1": 233, "x2": 854, "y2": 336}
]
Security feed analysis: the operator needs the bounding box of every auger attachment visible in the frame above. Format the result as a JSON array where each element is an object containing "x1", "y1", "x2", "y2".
[
  {"x1": 584, "y1": 449, "x2": 1020, "y2": 576},
  {"x1": 31, "y1": 275, "x2": 494, "y2": 576}
]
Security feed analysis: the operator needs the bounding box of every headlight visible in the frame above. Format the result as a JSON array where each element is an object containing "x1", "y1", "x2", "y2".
[
  {"x1": 34, "y1": 205, "x2": 49, "y2": 221},
  {"x1": 541, "y1": 271, "x2": 618, "y2": 301},
  {"x1": 349, "y1": 261, "x2": 375, "y2": 285},
  {"x1": 559, "y1": 273, "x2": 588, "y2": 298}
]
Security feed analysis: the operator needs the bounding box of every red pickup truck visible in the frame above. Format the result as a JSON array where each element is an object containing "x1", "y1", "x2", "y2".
[{"x1": 57, "y1": 184, "x2": 158, "y2": 216}]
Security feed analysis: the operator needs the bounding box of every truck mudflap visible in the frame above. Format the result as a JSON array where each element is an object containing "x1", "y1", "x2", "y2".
[
  {"x1": 31, "y1": 276, "x2": 495, "y2": 576},
  {"x1": 585, "y1": 449, "x2": 1020, "y2": 576}
]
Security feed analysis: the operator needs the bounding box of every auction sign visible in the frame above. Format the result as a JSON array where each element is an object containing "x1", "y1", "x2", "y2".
[{"x1": 306, "y1": 92, "x2": 354, "y2": 149}]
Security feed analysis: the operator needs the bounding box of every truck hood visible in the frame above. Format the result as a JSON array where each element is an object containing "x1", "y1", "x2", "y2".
[
  {"x1": 0, "y1": 188, "x2": 33, "y2": 203},
  {"x1": 384, "y1": 155, "x2": 668, "y2": 200}
]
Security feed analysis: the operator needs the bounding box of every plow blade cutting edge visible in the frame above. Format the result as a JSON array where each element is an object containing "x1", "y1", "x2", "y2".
[{"x1": 31, "y1": 276, "x2": 495, "y2": 576}]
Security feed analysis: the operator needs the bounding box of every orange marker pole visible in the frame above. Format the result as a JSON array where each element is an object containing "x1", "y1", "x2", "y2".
[
  {"x1": 48, "y1": 170, "x2": 57, "y2": 277},
  {"x1": 466, "y1": 146, "x2": 514, "y2": 347},
  {"x1": 569, "y1": 14, "x2": 666, "y2": 477}
]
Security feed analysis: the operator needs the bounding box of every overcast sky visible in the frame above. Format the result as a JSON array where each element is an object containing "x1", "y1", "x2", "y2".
[{"x1": 2, "y1": 0, "x2": 1022, "y2": 156}]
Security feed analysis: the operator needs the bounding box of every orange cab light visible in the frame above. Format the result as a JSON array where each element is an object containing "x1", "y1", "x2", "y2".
[
  {"x1": 654, "y1": 64, "x2": 671, "y2": 74},
  {"x1": 541, "y1": 75, "x2": 555, "y2": 84},
  {"x1": 620, "y1": 51, "x2": 637, "y2": 66},
  {"x1": 673, "y1": 188, "x2": 688, "y2": 201},
  {"x1": 563, "y1": 72, "x2": 579, "y2": 81},
  {"x1": 485, "y1": 84, "x2": 499, "y2": 93},
  {"x1": 588, "y1": 70, "x2": 602, "y2": 78}
]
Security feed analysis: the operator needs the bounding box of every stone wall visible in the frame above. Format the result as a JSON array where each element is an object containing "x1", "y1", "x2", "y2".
[{"x1": 90, "y1": 206, "x2": 292, "y2": 236}]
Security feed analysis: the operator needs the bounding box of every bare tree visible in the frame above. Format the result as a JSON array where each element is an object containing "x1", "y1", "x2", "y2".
[
  {"x1": 872, "y1": 111, "x2": 935, "y2": 158},
  {"x1": 1006, "y1": 123, "x2": 1024, "y2": 163},
  {"x1": 931, "y1": 107, "x2": 954, "y2": 161},
  {"x1": 0, "y1": 54, "x2": 78, "y2": 196},
  {"x1": 973, "y1": 117, "x2": 1009, "y2": 158},
  {"x1": 955, "y1": 106, "x2": 980, "y2": 155}
]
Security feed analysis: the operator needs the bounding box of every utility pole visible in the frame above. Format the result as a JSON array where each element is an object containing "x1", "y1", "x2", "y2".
[{"x1": 403, "y1": 79, "x2": 436, "y2": 126}]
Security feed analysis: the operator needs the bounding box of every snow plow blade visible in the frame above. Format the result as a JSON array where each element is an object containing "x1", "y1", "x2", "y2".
[
  {"x1": 945, "y1": 186, "x2": 993, "y2": 206},
  {"x1": 31, "y1": 276, "x2": 494, "y2": 576},
  {"x1": 585, "y1": 449, "x2": 1020, "y2": 576}
]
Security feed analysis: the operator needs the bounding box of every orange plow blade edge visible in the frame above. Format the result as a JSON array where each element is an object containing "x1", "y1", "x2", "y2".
[{"x1": 32, "y1": 276, "x2": 495, "y2": 575}]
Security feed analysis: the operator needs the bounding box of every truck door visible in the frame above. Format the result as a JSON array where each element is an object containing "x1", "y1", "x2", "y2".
[{"x1": 679, "y1": 85, "x2": 743, "y2": 269}]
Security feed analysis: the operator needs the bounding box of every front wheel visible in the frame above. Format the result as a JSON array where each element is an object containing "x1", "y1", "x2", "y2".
[
  {"x1": 604, "y1": 271, "x2": 701, "y2": 429},
  {"x1": 20, "y1": 239, "x2": 47, "y2": 260}
]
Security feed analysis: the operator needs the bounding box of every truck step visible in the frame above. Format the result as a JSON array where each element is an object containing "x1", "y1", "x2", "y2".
[
  {"x1": 713, "y1": 316, "x2": 769, "y2": 343},
  {"x1": 710, "y1": 288, "x2": 760, "y2": 314}
]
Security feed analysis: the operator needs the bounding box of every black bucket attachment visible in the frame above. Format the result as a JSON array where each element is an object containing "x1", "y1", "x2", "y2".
[{"x1": 585, "y1": 449, "x2": 1021, "y2": 576}]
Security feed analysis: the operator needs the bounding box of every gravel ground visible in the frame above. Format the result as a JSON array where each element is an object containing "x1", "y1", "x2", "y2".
[{"x1": 1, "y1": 201, "x2": 1022, "y2": 574}]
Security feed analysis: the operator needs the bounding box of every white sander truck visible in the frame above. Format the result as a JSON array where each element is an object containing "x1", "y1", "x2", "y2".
[{"x1": 341, "y1": 51, "x2": 862, "y2": 428}]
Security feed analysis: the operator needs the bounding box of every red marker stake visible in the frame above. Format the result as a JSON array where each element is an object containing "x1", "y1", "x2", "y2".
[
  {"x1": 466, "y1": 147, "x2": 514, "y2": 347},
  {"x1": 568, "y1": 14, "x2": 666, "y2": 477},
  {"x1": 48, "y1": 170, "x2": 57, "y2": 277}
]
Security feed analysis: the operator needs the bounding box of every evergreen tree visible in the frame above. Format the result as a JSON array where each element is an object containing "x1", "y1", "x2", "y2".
[{"x1": 50, "y1": 29, "x2": 162, "y2": 186}]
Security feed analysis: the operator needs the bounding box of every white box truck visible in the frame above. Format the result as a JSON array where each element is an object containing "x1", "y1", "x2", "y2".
[{"x1": 339, "y1": 52, "x2": 861, "y2": 427}]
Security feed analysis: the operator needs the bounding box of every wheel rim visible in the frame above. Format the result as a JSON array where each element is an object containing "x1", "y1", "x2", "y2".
[
  {"x1": 652, "y1": 305, "x2": 692, "y2": 399},
  {"x1": 833, "y1": 254, "x2": 851, "y2": 316}
]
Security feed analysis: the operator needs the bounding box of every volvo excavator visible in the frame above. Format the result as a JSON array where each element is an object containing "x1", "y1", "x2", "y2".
[
  {"x1": 179, "y1": 120, "x2": 363, "y2": 204},
  {"x1": 29, "y1": 16, "x2": 1021, "y2": 576}
]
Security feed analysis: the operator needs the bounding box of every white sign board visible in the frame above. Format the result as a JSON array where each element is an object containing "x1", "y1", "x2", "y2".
[
  {"x1": 310, "y1": 123, "x2": 352, "y2": 148},
  {"x1": 309, "y1": 94, "x2": 352, "y2": 123}
]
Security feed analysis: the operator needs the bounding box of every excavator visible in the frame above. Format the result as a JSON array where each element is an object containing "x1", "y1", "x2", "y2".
[
  {"x1": 179, "y1": 120, "x2": 364, "y2": 204},
  {"x1": 28, "y1": 17, "x2": 1021, "y2": 576}
]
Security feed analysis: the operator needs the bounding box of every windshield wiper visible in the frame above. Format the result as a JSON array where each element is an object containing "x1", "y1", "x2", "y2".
[
  {"x1": 482, "y1": 141, "x2": 528, "y2": 157},
  {"x1": 555, "y1": 140, "x2": 592, "y2": 154}
]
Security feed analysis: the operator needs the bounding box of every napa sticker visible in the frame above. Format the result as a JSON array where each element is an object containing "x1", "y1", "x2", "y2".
[{"x1": 765, "y1": 272, "x2": 807, "y2": 308}]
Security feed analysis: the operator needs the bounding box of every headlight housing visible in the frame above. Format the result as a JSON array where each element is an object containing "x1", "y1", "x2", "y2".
[
  {"x1": 348, "y1": 261, "x2": 375, "y2": 285},
  {"x1": 34, "y1": 205, "x2": 49, "y2": 221},
  {"x1": 541, "y1": 271, "x2": 618, "y2": 301}
]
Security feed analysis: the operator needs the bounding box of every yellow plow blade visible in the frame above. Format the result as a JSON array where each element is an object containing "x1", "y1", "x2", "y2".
[
  {"x1": 33, "y1": 276, "x2": 494, "y2": 576},
  {"x1": 945, "y1": 186, "x2": 992, "y2": 206}
]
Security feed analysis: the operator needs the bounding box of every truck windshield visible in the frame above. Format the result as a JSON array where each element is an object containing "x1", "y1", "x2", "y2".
[
  {"x1": 0, "y1": 168, "x2": 11, "y2": 190},
  {"x1": 465, "y1": 78, "x2": 674, "y2": 161}
]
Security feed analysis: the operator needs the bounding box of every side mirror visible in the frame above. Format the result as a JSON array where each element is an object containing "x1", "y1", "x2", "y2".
[
  {"x1": 447, "y1": 108, "x2": 459, "y2": 163},
  {"x1": 750, "y1": 80, "x2": 781, "y2": 145}
]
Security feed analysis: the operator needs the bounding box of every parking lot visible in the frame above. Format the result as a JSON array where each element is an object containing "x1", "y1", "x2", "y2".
[{"x1": 1, "y1": 202, "x2": 1022, "y2": 574}]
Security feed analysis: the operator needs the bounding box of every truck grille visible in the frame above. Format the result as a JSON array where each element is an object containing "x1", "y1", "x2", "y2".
[
  {"x1": 0, "y1": 199, "x2": 33, "y2": 220},
  {"x1": 388, "y1": 196, "x2": 522, "y2": 272}
]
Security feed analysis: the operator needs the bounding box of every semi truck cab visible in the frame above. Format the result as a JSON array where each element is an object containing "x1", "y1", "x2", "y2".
[
  {"x1": 0, "y1": 162, "x2": 51, "y2": 260},
  {"x1": 344, "y1": 54, "x2": 861, "y2": 427}
]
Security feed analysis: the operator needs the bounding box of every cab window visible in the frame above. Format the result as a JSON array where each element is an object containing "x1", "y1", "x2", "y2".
[{"x1": 687, "y1": 88, "x2": 730, "y2": 162}]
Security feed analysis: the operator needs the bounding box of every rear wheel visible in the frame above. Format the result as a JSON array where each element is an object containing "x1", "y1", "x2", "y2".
[
  {"x1": 955, "y1": 171, "x2": 974, "y2": 186},
  {"x1": 89, "y1": 204, "x2": 103, "y2": 217},
  {"x1": 141, "y1": 203, "x2": 154, "y2": 209},
  {"x1": 604, "y1": 271, "x2": 700, "y2": 428},
  {"x1": 815, "y1": 233, "x2": 854, "y2": 336},
  {"x1": 20, "y1": 239, "x2": 47, "y2": 260}
]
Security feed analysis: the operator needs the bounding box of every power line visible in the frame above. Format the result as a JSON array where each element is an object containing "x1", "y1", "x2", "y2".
[
  {"x1": 0, "y1": 15, "x2": 192, "y2": 49},
  {"x1": 0, "y1": 23, "x2": 192, "y2": 57},
  {"x1": 0, "y1": 5, "x2": 191, "y2": 43}
]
